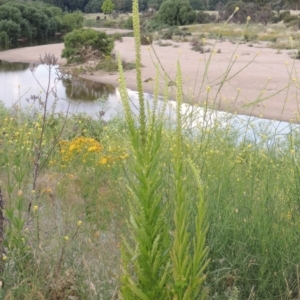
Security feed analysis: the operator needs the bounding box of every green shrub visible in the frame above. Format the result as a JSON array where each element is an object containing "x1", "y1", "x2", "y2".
[
  {"x1": 283, "y1": 13, "x2": 299, "y2": 24},
  {"x1": 96, "y1": 56, "x2": 135, "y2": 72},
  {"x1": 161, "y1": 27, "x2": 176, "y2": 39},
  {"x1": 111, "y1": 32, "x2": 123, "y2": 42},
  {"x1": 62, "y1": 28, "x2": 114, "y2": 63},
  {"x1": 190, "y1": 37, "x2": 205, "y2": 53},
  {"x1": 102, "y1": 20, "x2": 117, "y2": 27},
  {"x1": 286, "y1": 19, "x2": 300, "y2": 29},
  {"x1": 124, "y1": 16, "x2": 133, "y2": 29},
  {"x1": 62, "y1": 11, "x2": 84, "y2": 32},
  {"x1": 195, "y1": 11, "x2": 214, "y2": 24},
  {"x1": 145, "y1": 17, "x2": 170, "y2": 32},
  {"x1": 279, "y1": 10, "x2": 291, "y2": 21}
]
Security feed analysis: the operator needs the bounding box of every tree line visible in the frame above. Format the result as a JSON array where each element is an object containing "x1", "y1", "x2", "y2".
[
  {"x1": 0, "y1": 1, "x2": 84, "y2": 50},
  {"x1": 41, "y1": 0, "x2": 298, "y2": 13}
]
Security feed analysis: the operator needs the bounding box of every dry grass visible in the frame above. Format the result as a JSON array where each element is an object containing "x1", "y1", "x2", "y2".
[{"x1": 174, "y1": 21, "x2": 300, "y2": 55}]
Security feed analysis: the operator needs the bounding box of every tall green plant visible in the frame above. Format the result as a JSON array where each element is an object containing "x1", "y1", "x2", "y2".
[{"x1": 118, "y1": 0, "x2": 209, "y2": 298}]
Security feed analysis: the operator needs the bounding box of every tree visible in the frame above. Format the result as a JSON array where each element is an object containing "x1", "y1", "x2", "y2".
[
  {"x1": 61, "y1": 28, "x2": 114, "y2": 63},
  {"x1": 62, "y1": 11, "x2": 84, "y2": 32},
  {"x1": 158, "y1": 0, "x2": 196, "y2": 26},
  {"x1": 0, "y1": 20, "x2": 21, "y2": 45},
  {"x1": 189, "y1": 0, "x2": 205, "y2": 10},
  {"x1": 147, "y1": 0, "x2": 165, "y2": 10},
  {"x1": 0, "y1": 5, "x2": 23, "y2": 24},
  {"x1": 101, "y1": 0, "x2": 115, "y2": 14},
  {"x1": 84, "y1": 0, "x2": 103, "y2": 13},
  {"x1": 0, "y1": 2, "x2": 81, "y2": 48}
]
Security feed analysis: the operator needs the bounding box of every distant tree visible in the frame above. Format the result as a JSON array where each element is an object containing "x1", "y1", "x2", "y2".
[
  {"x1": 101, "y1": 0, "x2": 115, "y2": 14},
  {"x1": 189, "y1": 0, "x2": 205, "y2": 10},
  {"x1": 62, "y1": 11, "x2": 84, "y2": 32},
  {"x1": 286, "y1": 0, "x2": 299, "y2": 9},
  {"x1": 158, "y1": 0, "x2": 196, "y2": 26},
  {"x1": 0, "y1": 2, "x2": 80, "y2": 48},
  {"x1": 120, "y1": 0, "x2": 133, "y2": 11},
  {"x1": 21, "y1": 6, "x2": 50, "y2": 39},
  {"x1": 0, "y1": 20, "x2": 21, "y2": 44},
  {"x1": 147, "y1": 0, "x2": 164, "y2": 10},
  {"x1": 66, "y1": 0, "x2": 89, "y2": 11},
  {"x1": 62, "y1": 28, "x2": 114, "y2": 63},
  {"x1": 218, "y1": 1, "x2": 275, "y2": 24},
  {"x1": 84, "y1": 0, "x2": 103, "y2": 13},
  {"x1": 0, "y1": 5, "x2": 22, "y2": 24},
  {"x1": 139, "y1": 0, "x2": 148, "y2": 11}
]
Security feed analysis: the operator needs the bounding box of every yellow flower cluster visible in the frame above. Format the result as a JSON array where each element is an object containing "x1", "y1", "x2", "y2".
[
  {"x1": 59, "y1": 136, "x2": 129, "y2": 166},
  {"x1": 59, "y1": 137, "x2": 103, "y2": 164}
]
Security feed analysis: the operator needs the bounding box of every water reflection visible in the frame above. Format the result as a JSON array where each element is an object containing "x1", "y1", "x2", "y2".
[
  {"x1": 62, "y1": 77, "x2": 115, "y2": 101},
  {"x1": 0, "y1": 61, "x2": 119, "y2": 117},
  {"x1": 0, "y1": 60, "x2": 29, "y2": 72}
]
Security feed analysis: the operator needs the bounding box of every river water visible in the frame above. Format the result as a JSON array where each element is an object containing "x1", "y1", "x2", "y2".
[
  {"x1": 0, "y1": 60, "x2": 299, "y2": 143},
  {"x1": 0, "y1": 60, "x2": 122, "y2": 120}
]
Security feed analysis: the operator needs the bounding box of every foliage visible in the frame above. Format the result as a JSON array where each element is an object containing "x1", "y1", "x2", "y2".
[
  {"x1": 40, "y1": 0, "x2": 289, "y2": 12},
  {"x1": 101, "y1": 0, "x2": 115, "y2": 14},
  {"x1": 62, "y1": 28, "x2": 114, "y2": 63},
  {"x1": 124, "y1": 16, "x2": 133, "y2": 29},
  {"x1": 190, "y1": 37, "x2": 206, "y2": 53},
  {"x1": 84, "y1": 0, "x2": 102, "y2": 13},
  {"x1": 0, "y1": 30, "x2": 8, "y2": 49},
  {"x1": 0, "y1": 2, "x2": 84, "y2": 48},
  {"x1": 144, "y1": 15, "x2": 171, "y2": 32},
  {"x1": 196, "y1": 11, "x2": 216, "y2": 24},
  {"x1": 218, "y1": 1, "x2": 275, "y2": 25},
  {"x1": 157, "y1": 0, "x2": 196, "y2": 26},
  {"x1": 189, "y1": 0, "x2": 205, "y2": 10},
  {"x1": 96, "y1": 55, "x2": 136, "y2": 72},
  {"x1": 62, "y1": 10, "x2": 84, "y2": 32},
  {"x1": 0, "y1": 19, "x2": 20, "y2": 44},
  {"x1": 118, "y1": 0, "x2": 209, "y2": 299}
]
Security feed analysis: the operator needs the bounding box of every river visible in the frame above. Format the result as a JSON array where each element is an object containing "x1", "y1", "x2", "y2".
[{"x1": 0, "y1": 60, "x2": 299, "y2": 144}]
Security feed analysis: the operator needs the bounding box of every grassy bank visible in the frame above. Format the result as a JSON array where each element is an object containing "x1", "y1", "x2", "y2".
[{"x1": 0, "y1": 93, "x2": 299, "y2": 298}]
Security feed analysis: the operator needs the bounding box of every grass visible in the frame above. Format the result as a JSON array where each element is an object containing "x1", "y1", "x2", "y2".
[
  {"x1": 1, "y1": 74, "x2": 300, "y2": 299},
  {"x1": 1, "y1": 86, "x2": 300, "y2": 299},
  {"x1": 176, "y1": 22, "x2": 300, "y2": 50}
]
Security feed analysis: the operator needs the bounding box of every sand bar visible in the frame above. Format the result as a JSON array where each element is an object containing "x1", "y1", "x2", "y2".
[{"x1": 1, "y1": 35, "x2": 300, "y2": 123}]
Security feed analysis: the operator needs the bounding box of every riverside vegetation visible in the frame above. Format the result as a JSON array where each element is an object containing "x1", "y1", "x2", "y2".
[{"x1": 1, "y1": 3, "x2": 300, "y2": 300}]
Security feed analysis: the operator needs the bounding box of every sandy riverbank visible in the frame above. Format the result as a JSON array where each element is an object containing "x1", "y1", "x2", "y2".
[{"x1": 1, "y1": 35, "x2": 300, "y2": 123}]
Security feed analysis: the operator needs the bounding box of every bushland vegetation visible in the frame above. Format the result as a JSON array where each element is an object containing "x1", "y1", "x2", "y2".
[
  {"x1": 61, "y1": 28, "x2": 114, "y2": 63},
  {"x1": 0, "y1": 1, "x2": 83, "y2": 50},
  {"x1": 36, "y1": 0, "x2": 300, "y2": 13}
]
